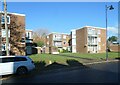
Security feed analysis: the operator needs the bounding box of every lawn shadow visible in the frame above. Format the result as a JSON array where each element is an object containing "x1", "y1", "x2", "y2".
[
  {"x1": 34, "y1": 61, "x2": 46, "y2": 71},
  {"x1": 16, "y1": 60, "x2": 88, "y2": 78},
  {"x1": 22, "y1": 61, "x2": 46, "y2": 76},
  {"x1": 66, "y1": 59, "x2": 88, "y2": 68},
  {"x1": 115, "y1": 57, "x2": 120, "y2": 60},
  {"x1": 45, "y1": 62, "x2": 67, "y2": 70}
]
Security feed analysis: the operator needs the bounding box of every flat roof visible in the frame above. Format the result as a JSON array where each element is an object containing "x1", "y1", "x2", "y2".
[
  {"x1": 73, "y1": 26, "x2": 106, "y2": 31},
  {"x1": 47, "y1": 32, "x2": 70, "y2": 36},
  {"x1": 0, "y1": 11, "x2": 25, "y2": 16}
]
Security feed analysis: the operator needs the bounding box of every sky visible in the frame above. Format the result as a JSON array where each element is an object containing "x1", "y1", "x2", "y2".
[{"x1": 1, "y1": 2, "x2": 118, "y2": 37}]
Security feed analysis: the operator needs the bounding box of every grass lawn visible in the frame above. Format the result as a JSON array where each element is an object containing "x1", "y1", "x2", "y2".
[
  {"x1": 30, "y1": 52, "x2": 119, "y2": 65},
  {"x1": 60, "y1": 52, "x2": 119, "y2": 60}
]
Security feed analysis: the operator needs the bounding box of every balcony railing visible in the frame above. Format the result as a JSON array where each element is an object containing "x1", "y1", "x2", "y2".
[
  {"x1": 53, "y1": 38, "x2": 62, "y2": 41},
  {"x1": 88, "y1": 42, "x2": 98, "y2": 45},
  {"x1": 88, "y1": 34, "x2": 98, "y2": 37}
]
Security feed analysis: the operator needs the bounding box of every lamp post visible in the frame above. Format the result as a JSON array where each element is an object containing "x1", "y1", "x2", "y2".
[
  {"x1": 105, "y1": 5, "x2": 114, "y2": 61},
  {"x1": 4, "y1": 0, "x2": 9, "y2": 56}
]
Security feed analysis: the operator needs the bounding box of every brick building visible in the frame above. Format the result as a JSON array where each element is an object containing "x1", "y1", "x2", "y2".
[
  {"x1": 70, "y1": 26, "x2": 106, "y2": 53},
  {"x1": 46, "y1": 32, "x2": 70, "y2": 53},
  {"x1": 0, "y1": 12, "x2": 26, "y2": 56}
]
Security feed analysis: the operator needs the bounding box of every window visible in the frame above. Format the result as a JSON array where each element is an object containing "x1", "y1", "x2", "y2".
[
  {"x1": 53, "y1": 34, "x2": 62, "y2": 40},
  {"x1": 63, "y1": 35, "x2": 66, "y2": 39},
  {"x1": 14, "y1": 57, "x2": 27, "y2": 62},
  {"x1": 1, "y1": 57, "x2": 27, "y2": 63},
  {"x1": 2, "y1": 43, "x2": 10, "y2": 51},
  {"x1": 72, "y1": 39, "x2": 76, "y2": 45},
  {"x1": 54, "y1": 41, "x2": 62, "y2": 47},
  {"x1": 2, "y1": 29, "x2": 10, "y2": 37},
  {"x1": 1, "y1": 57, "x2": 14, "y2": 63},
  {"x1": 98, "y1": 38, "x2": 101, "y2": 42},
  {"x1": 1, "y1": 15, "x2": 10, "y2": 24},
  {"x1": 72, "y1": 31, "x2": 76, "y2": 38},
  {"x1": 47, "y1": 36, "x2": 49, "y2": 38},
  {"x1": 26, "y1": 32, "x2": 32, "y2": 39},
  {"x1": 98, "y1": 30, "x2": 101, "y2": 34}
]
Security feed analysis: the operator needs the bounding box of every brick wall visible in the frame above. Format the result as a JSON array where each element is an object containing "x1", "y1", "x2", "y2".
[
  {"x1": 98, "y1": 29, "x2": 106, "y2": 53},
  {"x1": 76, "y1": 27, "x2": 88, "y2": 53},
  {"x1": 110, "y1": 44, "x2": 120, "y2": 52}
]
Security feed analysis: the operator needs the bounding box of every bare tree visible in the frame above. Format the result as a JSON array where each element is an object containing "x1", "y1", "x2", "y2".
[{"x1": 33, "y1": 28, "x2": 50, "y2": 47}]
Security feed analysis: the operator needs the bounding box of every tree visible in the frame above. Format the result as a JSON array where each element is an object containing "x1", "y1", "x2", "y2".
[
  {"x1": 33, "y1": 28, "x2": 50, "y2": 47},
  {"x1": 8, "y1": 14, "x2": 25, "y2": 55},
  {"x1": 108, "y1": 36, "x2": 118, "y2": 42}
]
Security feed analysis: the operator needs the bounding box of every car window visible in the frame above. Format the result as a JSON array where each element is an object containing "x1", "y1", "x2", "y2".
[
  {"x1": 14, "y1": 57, "x2": 27, "y2": 61},
  {"x1": 0, "y1": 57, "x2": 27, "y2": 63}
]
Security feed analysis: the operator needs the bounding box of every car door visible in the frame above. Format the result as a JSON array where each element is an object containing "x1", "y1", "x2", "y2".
[{"x1": 0, "y1": 57, "x2": 14, "y2": 75}]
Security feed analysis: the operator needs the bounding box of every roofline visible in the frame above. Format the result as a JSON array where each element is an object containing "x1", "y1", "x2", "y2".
[
  {"x1": 0, "y1": 11, "x2": 25, "y2": 16},
  {"x1": 26, "y1": 29, "x2": 33, "y2": 32},
  {"x1": 73, "y1": 26, "x2": 106, "y2": 31},
  {"x1": 47, "y1": 32, "x2": 70, "y2": 36},
  {"x1": 84, "y1": 26, "x2": 106, "y2": 29}
]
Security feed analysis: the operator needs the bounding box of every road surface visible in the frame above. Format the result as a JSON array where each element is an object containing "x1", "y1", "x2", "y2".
[{"x1": 2, "y1": 61, "x2": 119, "y2": 83}]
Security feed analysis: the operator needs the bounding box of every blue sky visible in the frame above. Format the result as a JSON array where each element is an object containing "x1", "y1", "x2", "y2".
[{"x1": 4, "y1": 2, "x2": 118, "y2": 37}]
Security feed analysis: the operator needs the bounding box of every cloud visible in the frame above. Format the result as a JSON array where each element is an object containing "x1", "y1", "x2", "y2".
[{"x1": 107, "y1": 27, "x2": 118, "y2": 34}]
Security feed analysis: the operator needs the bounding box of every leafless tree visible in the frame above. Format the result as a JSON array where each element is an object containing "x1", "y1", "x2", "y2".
[{"x1": 33, "y1": 28, "x2": 50, "y2": 47}]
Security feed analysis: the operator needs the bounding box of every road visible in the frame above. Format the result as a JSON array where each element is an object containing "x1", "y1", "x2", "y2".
[{"x1": 2, "y1": 61, "x2": 120, "y2": 83}]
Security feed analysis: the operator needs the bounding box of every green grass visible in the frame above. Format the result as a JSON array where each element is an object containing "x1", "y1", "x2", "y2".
[
  {"x1": 60, "y1": 52, "x2": 119, "y2": 60},
  {"x1": 30, "y1": 54, "x2": 80, "y2": 65},
  {"x1": 30, "y1": 52, "x2": 119, "y2": 65}
]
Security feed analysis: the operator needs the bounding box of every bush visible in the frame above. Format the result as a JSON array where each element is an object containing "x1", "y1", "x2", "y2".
[
  {"x1": 36, "y1": 41, "x2": 44, "y2": 47},
  {"x1": 59, "y1": 48, "x2": 70, "y2": 53}
]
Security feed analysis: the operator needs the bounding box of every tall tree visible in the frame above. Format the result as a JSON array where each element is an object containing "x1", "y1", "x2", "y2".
[
  {"x1": 8, "y1": 14, "x2": 25, "y2": 55},
  {"x1": 108, "y1": 36, "x2": 118, "y2": 42}
]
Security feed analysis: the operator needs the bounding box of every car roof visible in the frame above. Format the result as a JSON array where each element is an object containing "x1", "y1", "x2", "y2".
[{"x1": 0, "y1": 56, "x2": 29, "y2": 58}]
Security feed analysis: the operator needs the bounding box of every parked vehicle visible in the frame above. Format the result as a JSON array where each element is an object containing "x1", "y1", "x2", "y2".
[{"x1": 0, "y1": 56, "x2": 35, "y2": 75}]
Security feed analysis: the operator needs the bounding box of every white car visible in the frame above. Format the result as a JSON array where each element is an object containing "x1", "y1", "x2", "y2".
[{"x1": 0, "y1": 56, "x2": 35, "y2": 75}]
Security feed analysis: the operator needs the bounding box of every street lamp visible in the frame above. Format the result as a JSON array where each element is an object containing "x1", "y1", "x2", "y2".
[
  {"x1": 105, "y1": 5, "x2": 114, "y2": 61},
  {"x1": 4, "y1": 0, "x2": 9, "y2": 56}
]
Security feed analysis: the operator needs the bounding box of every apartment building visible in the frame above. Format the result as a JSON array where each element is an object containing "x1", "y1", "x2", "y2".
[
  {"x1": 46, "y1": 32, "x2": 70, "y2": 53},
  {"x1": 0, "y1": 12, "x2": 26, "y2": 55},
  {"x1": 71, "y1": 26, "x2": 106, "y2": 53}
]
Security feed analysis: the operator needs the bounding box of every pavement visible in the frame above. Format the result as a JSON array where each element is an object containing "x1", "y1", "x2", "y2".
[{"x1": 1, "y1": 60, "x2": 119, "y2": 83}]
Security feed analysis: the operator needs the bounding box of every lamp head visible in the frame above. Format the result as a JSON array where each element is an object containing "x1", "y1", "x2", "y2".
[{"x1": 109, "y1": 5, "x2": 114, "y2": 10}]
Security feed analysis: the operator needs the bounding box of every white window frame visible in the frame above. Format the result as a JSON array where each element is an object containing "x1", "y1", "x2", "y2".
[
  {"x1": 98, "y1": 38, "x2": 101, "y2": 42},
  {"x1": 63, "y1": 35, "x2": 66, "y2": 39},
  {"x1": 1, "y1": 15, "x2": 10, "y2": 24},
  {"x1": 2, "y1": 29, "x2": 10, "y2": 37},
  {"x1": 2, "y1": 43, "x2": 10, "y2": 51},
  {"x1": 98, "y1": 30, "x2": 101, "y2": 34}
]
